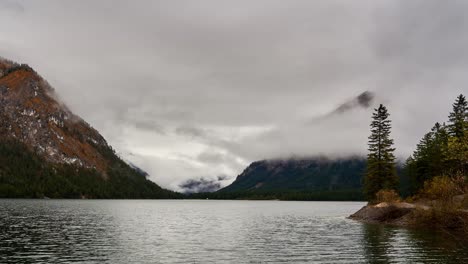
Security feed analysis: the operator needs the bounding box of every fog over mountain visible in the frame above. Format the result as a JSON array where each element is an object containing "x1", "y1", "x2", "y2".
[{"x1": 1, "y1": 0, "x2": 466, "y2": 191}]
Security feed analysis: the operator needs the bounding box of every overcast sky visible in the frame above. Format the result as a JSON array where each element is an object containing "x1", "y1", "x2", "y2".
[{"x1": 1, "y1": 0, "x2": 466, "y2": 192}]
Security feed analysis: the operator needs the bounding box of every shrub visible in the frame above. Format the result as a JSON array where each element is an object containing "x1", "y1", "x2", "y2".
[
  {"x1": 411, "y1": 176, "x2": 468, "y2": 233},
  {"x1": 419, "y1": 176, "x2": 462, "y2": 202},
  {"x1": 404, "y1": 195, "x2": 416, "y2": 203},
  {"x1": 374, "y1": 189, "x2": 400, "y2": 204}
]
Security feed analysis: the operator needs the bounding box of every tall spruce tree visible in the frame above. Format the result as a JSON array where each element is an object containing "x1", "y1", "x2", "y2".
[
  {"x1": 448, "y1": 94, "x2": 468, "y2": 140},
  {"x1": 446, "y1": 94, "x2": 468, "y2": 175},
  {"x1": 364, "y1": 104, "x2": 398, "y2": 201}
]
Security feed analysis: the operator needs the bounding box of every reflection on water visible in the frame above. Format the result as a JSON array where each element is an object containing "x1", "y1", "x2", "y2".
[
  {"x1": 362, "y1": 224, "x2": 393, "y2": 263},
  {"x1": 362, "y1": 222, "x2": 468, "y2": 263},
  {"x1": 0, "y1": 200, "x2": 467, "y2": 263}
]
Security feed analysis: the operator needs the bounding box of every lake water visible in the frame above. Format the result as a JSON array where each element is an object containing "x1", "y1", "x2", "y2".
[{"x1": 0, "y1": 200, "x2": 467, "y2": 263}]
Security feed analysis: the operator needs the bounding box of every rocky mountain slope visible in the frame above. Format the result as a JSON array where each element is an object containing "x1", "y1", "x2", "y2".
[
  {"x1": 0, "y1": 57, "x2": 178, "y2": 198},
  {"x1": 0, "y1": 61, "x2": 109, "y2": 172}
]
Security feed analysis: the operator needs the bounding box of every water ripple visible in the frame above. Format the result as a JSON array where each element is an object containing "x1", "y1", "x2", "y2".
[{"x1": 0, "y1": 200, "x2": 467, "y2": 263}]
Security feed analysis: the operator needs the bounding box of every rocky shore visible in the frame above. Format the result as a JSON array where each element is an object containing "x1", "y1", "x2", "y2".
[
  {"x1": 349, "y1": 198, "x2": 468, "y2": 231},
  {"x1": 349, "y1": 202, "x2": 423, "y2": 226}
]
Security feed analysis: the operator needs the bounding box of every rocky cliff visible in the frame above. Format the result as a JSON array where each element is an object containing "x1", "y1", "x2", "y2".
[
  {"x1": 0, "y1": 60, "x2": 109, "y2": 172},
  {"x1": 0, "y1": 57, "x2": 178, "y2": 198}
]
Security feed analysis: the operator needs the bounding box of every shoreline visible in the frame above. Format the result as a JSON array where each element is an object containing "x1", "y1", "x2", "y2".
[{"x1": 349, "y1": 200, "x2": 468, "y2": 234}]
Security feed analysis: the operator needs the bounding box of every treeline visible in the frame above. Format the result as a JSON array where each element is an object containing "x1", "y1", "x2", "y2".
[
  {"x1": 0, "y1": 139, "x2": 181, "y2": 199},
  {"x1": 404, "y1": 94, "x2": 467, "y2": 196},
  {"x1": 362, "y1": 95, "x2": 467, "y2": 232},
  {"x1": 187, "y1": 189, "x2": 364, "y2": 201},
  {"x1": 364, "y1": 94, "x2": 467, "y2": 202},
  {"x1": 0, "y1": 63, "x2": 35, "y2": 77}
]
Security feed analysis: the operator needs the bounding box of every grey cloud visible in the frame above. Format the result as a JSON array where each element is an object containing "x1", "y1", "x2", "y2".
[
  {"x1": 178, "y1": 177, "x2": 224, "y2": 193},
  {"x1": 175, "y1": 126, "x2": 206, "y2": 138},
  {"x1": 132, "y1": 121, "x2": 166, "y2": 135},
  {"x1": 197, "y1": 151, "x2": 228, "y2": 164},
  {"x1": 217, "y1": 175, "x2": 229, "y2": 181},
  {"x1": 0, "y1": 0, "x2": 24, "y2": 13},
  {"x1": 373, "y1": 0, "x2": 468, "y2": 69},
  {"x1": 1, "y1": 0, "x2": 466, "y2": 191}
]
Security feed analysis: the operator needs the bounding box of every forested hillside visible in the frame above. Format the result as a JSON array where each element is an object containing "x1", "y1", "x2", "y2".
[
  {"x1": 0, "y1": 140, "x2": 179, "y2": 198},
  {"x1": 220, "y1": 158, "x2": 366, "y2": 192},
  {"x1": 0, "y1": 57, "x2": 180, "y2": 199},
  {"x1": 191, "y1": 157, "x2": 368, "y2": 201}
]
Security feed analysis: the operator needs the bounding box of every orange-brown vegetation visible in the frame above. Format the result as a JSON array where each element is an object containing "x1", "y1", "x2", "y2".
[
  {"x1": 0, "y1": 61, "x2": 109, "y2": 176},
  {"x1": 374, "y1": 189, "x2": 400, "y2": 204},
  {"x1": 409, "y1": 176, "x2": 467, "y2": 233}
]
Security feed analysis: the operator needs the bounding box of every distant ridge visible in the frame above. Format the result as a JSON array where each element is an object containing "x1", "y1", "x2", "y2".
[{"x1": 220, "y1": 157, "x2": 366, "y2": 192}]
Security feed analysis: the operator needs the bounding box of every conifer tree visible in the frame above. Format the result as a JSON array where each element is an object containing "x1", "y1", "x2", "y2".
[
  {"x1": 404, "y1": 155, "x2": 418, "y2": 194},
  {"x1": 446, "y1": 94, "x2": 468, "y2": 175},
  {"x1": 429, "y1": 122, "x2": 449, "y2": 174},
  {"x1": 448, "y1": 94, "x2": 468, "y2": 140},
  {"x1": 364, "y1": 104, "x2": 398, "y2": 201},
  {"x1": 408, "y1": 122, "x2": 449, "y2": 191}
]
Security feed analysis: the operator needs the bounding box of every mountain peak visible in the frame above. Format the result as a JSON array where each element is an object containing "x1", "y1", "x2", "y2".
[{"x1": 0, "y1": 59, "x2": 109, "y2": 173}]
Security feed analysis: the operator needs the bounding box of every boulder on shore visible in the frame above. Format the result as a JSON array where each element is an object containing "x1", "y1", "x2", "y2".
[
  {"x1": 349, "y1": 202, "x2": 417, "y2": 226},
  {"x1": 350, "y1": 199, "x2": 468, "y2": 236}
]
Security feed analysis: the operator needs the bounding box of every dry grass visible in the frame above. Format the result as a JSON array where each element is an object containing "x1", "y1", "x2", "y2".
[
  {"x1": 420, "y1": 176, "x2": 462, "y2": 201},
  {"x1": 374, "y1": 189, "x2": 400, "y2": 204}
]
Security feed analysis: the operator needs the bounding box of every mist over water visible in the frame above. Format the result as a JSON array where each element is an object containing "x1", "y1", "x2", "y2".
[{"x1": 0, "y1": 200, "x2": 467, "y2": 263}]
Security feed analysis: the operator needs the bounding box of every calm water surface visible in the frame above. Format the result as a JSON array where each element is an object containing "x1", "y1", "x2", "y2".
[{"x1": 0, "y1": 200, "x2": 467, "y2": 263}]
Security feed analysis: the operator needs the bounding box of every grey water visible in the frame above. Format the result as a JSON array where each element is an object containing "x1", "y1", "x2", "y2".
[{"x1": 0, "y1": 200, "x2": 467, "y2": 263}]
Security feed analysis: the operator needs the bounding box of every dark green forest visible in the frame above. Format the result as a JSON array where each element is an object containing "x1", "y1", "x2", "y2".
[
  {"x1": 0, "y1": 139, "x2": 180, "y2": 199},
  {"x1": 221, "y1": 158, "x2": 366, "y2": 192},
  {"x1": 188, "y1": 189, "x2": 364, "y2": 201},
  {"x1": 402, "y1": 94, "x2": 467, "y2": 196},
  {"x1": 201, "y1": 158, "x2": 368, "y2": 200}
]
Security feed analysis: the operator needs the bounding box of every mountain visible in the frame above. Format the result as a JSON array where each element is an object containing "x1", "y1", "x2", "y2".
[
  {"x1": 205, "y1": 157, "x2": 367, "y2": 200},
  {"x1": 221, "y1": 157, "x2": 366, "y2": 192},
  {"x1": 0, "y1": 57, "x2": 179, "y2": 198}
]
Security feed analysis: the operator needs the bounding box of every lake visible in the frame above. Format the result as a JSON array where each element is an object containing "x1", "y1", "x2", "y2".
[{"x1": 0, "y1": 200, "x2": 467, "y2": 263}]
